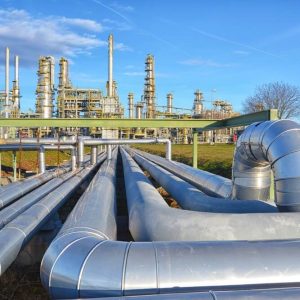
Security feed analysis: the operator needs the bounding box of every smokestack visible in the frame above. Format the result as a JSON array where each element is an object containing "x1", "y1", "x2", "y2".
[
  {"x1": 128, "y1": 92, "x2": 134, "y2": 119},
  {"x1": 5, "y1": 47, "x2": 9, "y2": 118},
  {"x1": 108, "y1": 34, "x2": 113, "y2": 97}
]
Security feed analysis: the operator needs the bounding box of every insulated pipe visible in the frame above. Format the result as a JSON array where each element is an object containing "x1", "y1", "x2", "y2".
[
  {"x1": 40, "y1": 144, "x2": 77, "y2": 172},
  {"x1": 41, "y1": 149, "x2": 300, "y2": 298},
  {"x1": 0, "y1": 167, "x2": 69, "y2": 209},
  {"x1": 0, "y1": 170, "x2": 74, "y2": 229},
  {"x1": 0, "y1": 161, "x2": 101, "y2": 276},
  {"x1": 232, "y1": 120, "x2": 300, "y2": 211},
  {"x1": 77, "y1": 138, "x2": 171, "y2": 166},
  {"x1": 121, "y1": 148, "x2": 300, "y2": 241},
  {"x1": 133, "y1": 148, "x2": 231, "y2": 198},
  {"x1": 107, "y1": 144, "x2": 112, "y2": 160},
  {"x1": 91, "y1": 145, "x2": 98, "y2": 164},
  {"x1": 108, "y1": 34, "x2": 113, "y2": 97},
  {"x1": 5, "y1": 137, "x2": 77, "y2": 145},
  {"x1": 132, "y1": 152, "x2": 277, "y2": 213},
  {"x1": 75, "y1": 288, "x2": 300, "y2": 299}
]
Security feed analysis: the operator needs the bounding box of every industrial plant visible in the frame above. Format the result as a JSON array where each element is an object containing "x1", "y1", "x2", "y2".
[
  {"x1": 0, "y1": 34, "x2": 237, "y2": 143},
  {"x1": 1, "y1": 34, "x2": 299, "y2": 300}
]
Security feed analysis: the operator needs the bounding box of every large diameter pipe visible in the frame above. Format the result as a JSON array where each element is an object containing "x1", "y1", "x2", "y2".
[
  {"x1": 132, "y1": 152, "x2": 277, "y2": 213},
  {"x1": 91, "y1": 145, "x2": 98, "y2": 165},
  {"x1": 232, "y1": 120, "x2": 300, "y2": 211},
  {"x1": 41, "y1": 149, "x2": 300, "y2": 298},
  {"x1": 0, "y1": 162, "x2": 100, "y2": 276},
  {"x1": 121, "y1": 148, "x2": 300, "y2": 242},
  {"x1": 133, "y1": 148, "x2": 231, "y2": 198},
  {"x1": 0, "y1": 170, "x2": 75, "y2": 228}
]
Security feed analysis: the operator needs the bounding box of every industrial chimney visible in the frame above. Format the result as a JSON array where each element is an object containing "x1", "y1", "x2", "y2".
[
  {"x1": 167, "y1": 93, "x2": 173, "y2": 114},
  {"x1": 107, "y1": 34, "x2": 113, "y2": 97},
  {"x1": 5, "y1": 47, "x2": 9, "y2": 118}
]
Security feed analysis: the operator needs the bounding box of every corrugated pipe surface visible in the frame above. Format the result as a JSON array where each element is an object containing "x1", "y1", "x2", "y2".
[
  {"x1": 41, "y1": 148, "x2": 300, "y2": 299},
  {"x1": 232, "y1": 119, "x2": 300, "y2": 211}
]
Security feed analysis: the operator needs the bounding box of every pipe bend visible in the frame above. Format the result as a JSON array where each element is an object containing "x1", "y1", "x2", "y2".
[{"x1": 232, "y1": 120, "x2": 300, "y2": 211}]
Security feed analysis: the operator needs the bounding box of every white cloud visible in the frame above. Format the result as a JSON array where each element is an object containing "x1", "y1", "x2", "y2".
[
  {"x1": 60, "y1": 17, "x2": 103, "y2": 32},
  {"x1": 179, "y1": 58, "x2": 234, "y2": 68},
  {"x1": 0, "y1": 9, "x2": 130, "y2": 66},
  {"x1": 111, "y1": 2, "x2": 134, "y2": 12}
]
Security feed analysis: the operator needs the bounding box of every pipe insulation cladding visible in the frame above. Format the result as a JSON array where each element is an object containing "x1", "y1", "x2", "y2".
[
  {"x1": 232, "y1": 119, "x2": 300, "y2": 211},
  {"x1": 41, "y1": 147, "x2": 300, "y2": 299}
]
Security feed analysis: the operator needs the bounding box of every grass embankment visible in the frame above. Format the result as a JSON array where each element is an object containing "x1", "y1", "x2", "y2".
[
  {"x1": 0, "y1": 150, "x2": 71, "y2": 174},
  {"x1": 133, "y1": 144, "x2": 235, "y2": 179}
]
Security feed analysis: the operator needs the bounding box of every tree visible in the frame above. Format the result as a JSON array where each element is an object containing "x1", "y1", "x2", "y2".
[{"x1": 243, "y1": 82, "x2": 300, "y2": 119}]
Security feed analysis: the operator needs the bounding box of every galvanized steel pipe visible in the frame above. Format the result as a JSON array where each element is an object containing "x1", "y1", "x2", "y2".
[
  {"x1": 132, "y1": 148, "x2": 231, "y2": 198},
  {"x1": 0, "y1": 170, "x2": 75, "y2": 229},
  {"x1": 232, "y1": 120, "x2": 300, "y2": 211},
  {"x1": 131, "y1": 152, "x2": 277, "y2": 213},
  {"x1": 41, "y1": 149, "x2": 300, "y2": 298},
  {"x1": 121, "y1": 148, "x2": 300, "y2": 241},
  {"x1": 0, "y1": 160, "x2": 101, "y2": 276}
]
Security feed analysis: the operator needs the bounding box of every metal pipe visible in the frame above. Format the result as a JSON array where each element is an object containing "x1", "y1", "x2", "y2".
[
  {"x1": 91, "y1": 145, "x2": 98, "y2": 164},
  {"x1": 41, "y1": 148, "x2": 300, "y2": 298},
  {"x1": 5, "y1": 137, "x2": 77, "y2": 145},
  {"x1": 121, "y1": 148, "x2": 300, "y2": 242},
  {"x1": 5, "y1": 47, "x2": 9, "y2": 119},
  {"x1": 232, "y1": 120, "x2": 300, "y2": 211},
  {"x1": 132, "y1": 152, "x2": 277, "y2": 213},
  {"x1": 39, "y1": 145, "x2": 46, "y2": 173},
  {"x1": 0, "y1": 167, "x2": 69, "y2": 209},
  {"x1": 107, "y1": 144, "x2": 112, "y2": 160},
  {"x1": 77, "y1": 138, "x2": 171, "y2": 165},
  {"x1": 0, "y1": 161, "x2": 101, "y2": 276},
  {"x1": 133, "y1": 148, "x2": 231, "y2": 198},
  {"x1": 0, "y1": 170, "x2": 74, "y2": 229}
]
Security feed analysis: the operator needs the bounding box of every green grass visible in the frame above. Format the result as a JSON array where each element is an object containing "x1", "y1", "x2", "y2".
[{"x1": 133, "y1": 144, "x2": 235, "y2": 178}]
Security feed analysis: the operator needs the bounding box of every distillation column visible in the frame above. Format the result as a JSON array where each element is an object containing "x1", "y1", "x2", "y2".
[
  {"x1": 144, "y1": 54, "x2": 156, "y2": 119},
  {"x1": 12, "y1": 55, "x2": 20, "y2": 117},
  {"x1": 167, "y1": 93, "x2": 173, "y2": 114},
  {"x1": 35, "y1": 56, "x2": 55, "y2": 118},
  {"x1": 193, "y1": 89, "x2": 204, "y2": 115},
  {"x1": 128, "y1": 93, "x2": 134, "y2": 119}
]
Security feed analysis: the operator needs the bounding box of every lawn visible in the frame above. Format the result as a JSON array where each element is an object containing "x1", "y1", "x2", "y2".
[{"x1": 133, "y1": 144, "x2": 235, "y2": 178}]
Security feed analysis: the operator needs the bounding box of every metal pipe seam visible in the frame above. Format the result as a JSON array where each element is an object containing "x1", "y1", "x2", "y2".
[
  {"x1": 41, "y1": 148, "x2": 300, "y2": 298},
  {"x1": 0, "y1": 170, "x2": 76, "y2": 229},
  {"x1": 41, "y1": 149, "x2": 119, "y2": 298},
  {"x1": 232, "y1": 119, "x2": 300, "y2": 211},
  {"x1": 131, "y1": 152, "x2": 277, "y2": 213},
  {"x1": 0, "y1": 167, "x2": 70, "y2": 210},
  {"x1": 130, "y1": 148, "x2": 231, "y2": 198},
  {"x1": 120, "y1": 147, "x2": 300, "y2": 242},
  {"x1": 0, "y1": 160, "x2": 102, "y2": 276},
  {"x1": 66, "y1": 287, "x2": 300, "y2": 300}
]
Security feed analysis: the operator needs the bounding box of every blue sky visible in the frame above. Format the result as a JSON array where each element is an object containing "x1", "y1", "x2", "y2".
[{"x1": 0, "y1": 0, "x2": 300, "y2": 115}]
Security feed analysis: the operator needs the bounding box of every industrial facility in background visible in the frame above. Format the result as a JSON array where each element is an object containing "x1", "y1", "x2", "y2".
[{"x1": 0, "y1": 34, "x2": 239, "y2": 142}]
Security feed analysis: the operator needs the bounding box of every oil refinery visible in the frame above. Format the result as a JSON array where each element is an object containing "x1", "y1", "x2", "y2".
[
  {"x1": 2, "y1": 33, "x2": 300, "y2": 300},
  {"x1": 0, "y1": 34, "x2": 237, "y2": 143}
]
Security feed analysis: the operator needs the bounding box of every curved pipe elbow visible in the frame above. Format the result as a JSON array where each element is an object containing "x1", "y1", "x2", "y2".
[{"x1": 232, "y1": 120, "x2": 300, "y2": 211}]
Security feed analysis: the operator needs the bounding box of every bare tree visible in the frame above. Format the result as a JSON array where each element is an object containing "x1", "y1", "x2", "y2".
[{"x1": 243, "y1": 82, "x2": 300, "y2": 119}]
